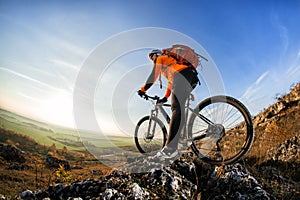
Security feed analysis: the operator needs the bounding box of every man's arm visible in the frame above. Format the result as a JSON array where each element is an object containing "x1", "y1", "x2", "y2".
[
  {"x1": 140, "y1": 67, "x2": 155, "y2": 92},
  {"x1": 140, "y1": 62, "x2": 161, "y2": 92}
]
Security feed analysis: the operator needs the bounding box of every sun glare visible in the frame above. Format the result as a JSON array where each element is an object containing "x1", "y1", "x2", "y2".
[{"x1": 40, "y1": 92, "x2": 74, "y2": 128}]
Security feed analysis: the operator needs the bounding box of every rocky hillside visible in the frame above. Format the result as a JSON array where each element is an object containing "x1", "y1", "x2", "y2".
[
  {"x1": 1, "y1": 83, "x2": 299, "y2": 199},
  {"x1": 250, "y1": 82, "x2": 300, "y2": 158},
  {"x1": 20, "y1": 134, "x2": 300, "y2": 200},
  {"x1": 21, "y1": 155, "x2": 272, "y2": 199}
]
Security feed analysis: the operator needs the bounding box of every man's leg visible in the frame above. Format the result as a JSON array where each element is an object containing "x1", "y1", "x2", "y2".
[{"x1": 165, "y1": 69, "x2": 195, "y2": 151}]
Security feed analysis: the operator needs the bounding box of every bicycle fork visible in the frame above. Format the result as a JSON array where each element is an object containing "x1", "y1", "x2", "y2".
[
  {"x1": 146, "y1": 108, "x2": 159, "y2": 139},
  {"x1": 146, "y1": 104, "x2": 170, "y2": 140}
]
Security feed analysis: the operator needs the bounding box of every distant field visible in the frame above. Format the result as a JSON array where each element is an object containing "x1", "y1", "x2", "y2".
[{"x1": 0, "y1": 108, "x2": 135, "y2": 152}]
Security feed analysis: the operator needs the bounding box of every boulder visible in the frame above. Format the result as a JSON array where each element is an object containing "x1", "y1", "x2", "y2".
[
  {"x1": 45, "y1": 154, "x2": 71, "y2": 170},
  {"x1": 0, "y1": 143, "x2": 26, "y2": 163}
]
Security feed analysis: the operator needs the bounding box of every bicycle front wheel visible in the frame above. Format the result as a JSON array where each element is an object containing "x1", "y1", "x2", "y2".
[
  {"x1": 134, "y1": 116, "x2": 167, "y2": 155},
  {"x1": 188, "y1": 95, "x2": 254, "y2": 165}
]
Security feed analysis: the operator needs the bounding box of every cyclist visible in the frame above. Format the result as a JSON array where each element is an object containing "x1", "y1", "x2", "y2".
[{"x1": 138, "y1": 49, "x2": 199, "y2": 160}]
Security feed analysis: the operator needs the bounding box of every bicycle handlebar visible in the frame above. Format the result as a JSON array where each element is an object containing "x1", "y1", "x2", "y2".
[
  {"x1": 140, "y1": 94, "x2": 171, "y2": 106},
  {"x1": 141, "y1": 94, "x2": 159, "y2": 101}
]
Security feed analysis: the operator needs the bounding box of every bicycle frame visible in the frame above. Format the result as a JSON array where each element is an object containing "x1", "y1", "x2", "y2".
[
  {"x1": 147, "y1": 94, "x2": 211, "y2": 140},
  {"x1": 136, "y1": 93, "x2": 254, "y2": 165},
  {"x1": 146, "y1": 100, "x2": 169, "y2": 140}
]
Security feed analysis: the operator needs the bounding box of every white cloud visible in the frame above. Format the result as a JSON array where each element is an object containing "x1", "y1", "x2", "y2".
[
  {"x1": 50, "y1": 59, "x2": 80, "y2": 71},
  {"x1": 55, "y1": 39, "x2": 89, "y2": 59},
  {"x1": 286, "y1": 64, "x2": 300, "y2": 78},
  {"x1": 278, "y1": 25, "x2": 289, "y2": 54},
  {"x1": 287, "y1": 50, "x2": 300, "y2": 77},
  {"x1": 16, "y1": 92, "x2": 40, "y2": 103},
  {"x1": 0, "y1": 67, "x2": 67, "y2": 93},
  {"x1": 255, "y1": 71, "x2": 269, "y2": 85},
  {"x1": 270, "y1": 12, "x2": 289, "y2": 56},
  {"x1": 241, "y1": 71, "x2": 270, "y2": 100},
  {"x1": 240, "y1": 54, "x2": 300, "y2": 116}
]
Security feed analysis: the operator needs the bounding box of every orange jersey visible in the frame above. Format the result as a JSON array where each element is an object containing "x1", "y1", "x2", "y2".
[{"x1": 141, "y1": 55, "x2": 189, "y2": 98}]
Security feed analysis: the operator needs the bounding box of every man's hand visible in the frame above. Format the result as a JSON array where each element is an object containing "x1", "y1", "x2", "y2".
[
  {"x1": 137, "y1": 90, "x2": 147, "y2": 99},
  {"x1": 158, "y1": 97, "x2": 168, "y2": 103}
]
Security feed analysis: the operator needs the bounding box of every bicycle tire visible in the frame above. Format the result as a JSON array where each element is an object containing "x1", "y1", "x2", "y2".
[
  {"x1": 188, "y1": 95, "x2": 254, "y2": 165},
  {"x1": 134, "y1": 116, "x2": 167, "y2": 155}
]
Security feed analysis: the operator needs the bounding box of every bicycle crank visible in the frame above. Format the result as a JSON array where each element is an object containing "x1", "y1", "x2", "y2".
[{"x1": 206, "y1": 124, "x2": 225, "y2": 161}]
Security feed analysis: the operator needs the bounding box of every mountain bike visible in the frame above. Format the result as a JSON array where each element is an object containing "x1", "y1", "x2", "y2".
[{"x1": 134, "y1": 94, "x2": 254, "y2": 165}]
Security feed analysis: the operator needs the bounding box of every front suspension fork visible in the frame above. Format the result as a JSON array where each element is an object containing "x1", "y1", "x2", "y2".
[{"x1": 146, "y1": 109, "x2": 158, "y2": 139}]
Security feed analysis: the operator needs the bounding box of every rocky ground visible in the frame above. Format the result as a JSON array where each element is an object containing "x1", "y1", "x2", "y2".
[
  {"x1": 21, "y1": 154, "x2": 272, "y2": 200},
  {"x1": 20, "y1": 134, "x2": 300, "y2": 200}
]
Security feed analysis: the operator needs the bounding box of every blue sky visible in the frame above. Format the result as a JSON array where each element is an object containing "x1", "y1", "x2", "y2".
[{"x1": 0, "y1": 0, "x2": 299, "y2": 135}]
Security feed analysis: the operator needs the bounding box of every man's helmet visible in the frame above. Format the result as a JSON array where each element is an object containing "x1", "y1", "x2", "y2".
[{"x1": 148, "y1": 49, "x2": 162, "y2": 59}]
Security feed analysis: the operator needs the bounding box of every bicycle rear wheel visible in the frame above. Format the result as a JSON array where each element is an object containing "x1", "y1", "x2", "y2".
[
  {"x1": 134, "y1": 116, "x2": 167, "y2": 155},
  {"x1": 188, "y1": 95, "x2": 254, "y2": 165}
]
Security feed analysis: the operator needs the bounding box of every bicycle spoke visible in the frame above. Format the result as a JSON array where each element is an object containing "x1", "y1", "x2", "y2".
[
  {"x1": 192, "y1": 129, "x2": 207, "y2": 136},
  {"x1": 188, "y1": 95, "x2": 254, "y2": 165},
  {"x1": 135, "y1": 116, "x2": 166, "y2": 155},
  {"x1": 221, "y1": 112, "x2": 240, "y2": 130}
]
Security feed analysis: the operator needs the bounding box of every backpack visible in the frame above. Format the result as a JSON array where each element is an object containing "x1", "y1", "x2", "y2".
[{"x1": 162, "y1": 44, "x2": 200, "y2": 69}]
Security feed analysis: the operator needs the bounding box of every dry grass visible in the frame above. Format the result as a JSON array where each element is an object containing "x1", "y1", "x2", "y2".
[
  {"x1": 0, "y1": 128, "x2": 114, "y2": 198},
  {"x1": 0, "y1": 157, "x2": 113, "y2": 197},
  {"x1": 243, "y1": 85, "x2": 300, "y2": 199},
  {"x1": 247, "y1": 104, "x2": 299, "y2": 162}
]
